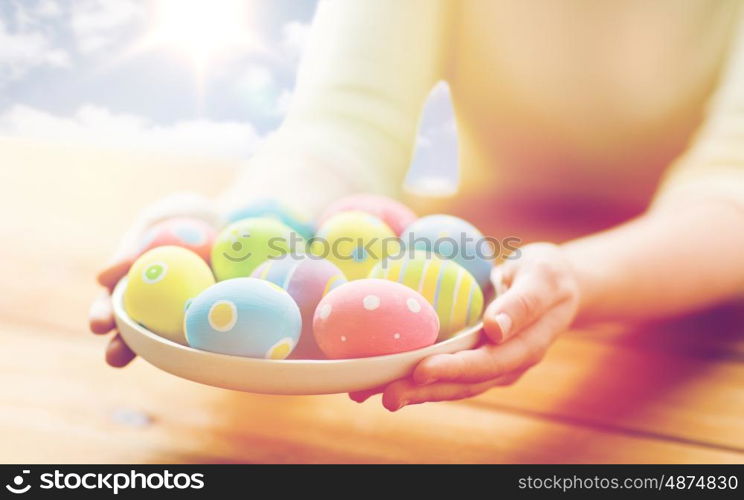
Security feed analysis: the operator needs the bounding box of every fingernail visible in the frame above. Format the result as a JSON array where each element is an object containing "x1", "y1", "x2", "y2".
[
  {"x1": 88, "y1": 298, "x2": 111, "y2": 320},
  {"x1": 90, "y1": 299, "x2": 105, "y2": 318},
  {"x1": 395, "y1": 400, "x2": 409, "y2": 411},
  {"x1": 494, "y1": 312, "x2": 512, "y2": 339}
]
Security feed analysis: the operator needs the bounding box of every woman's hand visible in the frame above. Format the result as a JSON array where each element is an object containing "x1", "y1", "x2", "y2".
[
  {"x1": 349, "y1": 242, "x2": 582, "y2": 411},
  {"x1": 88, "y1": 253, "x2": 139, "y2": 367},
  {"x1": 87, "y1": 192, "x2": 219, "y2": 367}
]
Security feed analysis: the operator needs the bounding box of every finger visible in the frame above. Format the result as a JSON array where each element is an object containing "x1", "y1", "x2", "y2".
[
  {"x1": 106, "y1": 334, "x2": 136, "y2": 367},
  {"x1": 97, "y1": 256, "x2": 134, "y2": 292},
  {"x1": 482, "y1": 270, "x2": 556, "y2": 343},
  {"x1": 490, "y1": 266, "x2": 509, "y2": 296},
  {"x1": 413, "y1": 315, "x2": 558, "y2": 384},
  {"x1": 350, "y1": 334, "x2": 488, "y2": 403},
  {"x1": 382, "y1": 375, "x2": 520, "y2": 411},
  {"x1": 89, "y1": 292, "x2": 115, "y2": 334},
  {"x1": 348, "y1": 385, "x2": 386, "y2": 403},
  {"x1": 494, "y1": 368, "x2": 528, "y2": 386}
]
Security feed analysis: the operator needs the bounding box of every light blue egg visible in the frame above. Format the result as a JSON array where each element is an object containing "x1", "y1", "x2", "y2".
[
  {"x1": 226, "y1": 199, "x2": 314, "y2": 240},
  {"x1": 184, "y1": 278, "x2": 301, "y2": 359},
  {"x1": 400, "y1": 214, "x2": 493, "y2": 289}
]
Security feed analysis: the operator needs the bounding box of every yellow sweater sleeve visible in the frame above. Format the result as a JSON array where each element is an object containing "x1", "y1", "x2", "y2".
[
  {"x1": 654, "y1": 9, "x2": 744, "y2": 208},
  {"x1": 232, "y1": 0, "x2": 452, "y2": 215}
]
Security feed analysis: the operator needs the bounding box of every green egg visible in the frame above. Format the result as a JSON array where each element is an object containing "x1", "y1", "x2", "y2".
[{"x1": 211, "y1": 217, "x2": 304, "y2": 281}]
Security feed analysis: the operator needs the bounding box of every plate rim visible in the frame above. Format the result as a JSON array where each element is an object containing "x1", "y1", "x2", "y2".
[{"x1": 113, "y1": 277, "x2": 484, "y2": 394}]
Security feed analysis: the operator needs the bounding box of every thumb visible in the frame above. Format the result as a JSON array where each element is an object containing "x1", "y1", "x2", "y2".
[
  {"x1": 97, "y1": 253, "x2": 134, "y2": 292},
  {"x1": 483, "y1": 271, "x2": 552, "y2": 344}
]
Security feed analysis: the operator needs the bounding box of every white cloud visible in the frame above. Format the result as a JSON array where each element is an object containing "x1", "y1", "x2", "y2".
[
  {"x1": 71, "y1": 0, "x2": 143, "y2": 53},
  {"x1": 405, "y1": 82, "x2": 459, "y2": 196},
  {"x1": 35, "y1": 0, "x2": 64, "y2": 19},
  {"x1": 0, "y1": 15, "x2": 70, "y2": 81},
  {"x1": 415, "y1": 133, "x2": 433, "y2": 149},
  {"x1": 0, "y1": 104, "x2": 265, "y2": 160},
  {"x1": 429, "y1": 80, "x2": 450, "y2": 101},
  {"x1": 275, "y1": 89, "x2": 293, "y2": 116},
  {"x1": 280, "y1": 20, "x2": 311, "y2": 60},
  {"x1": 238, "y1": 65, "x2": 274, "y2": 90},
  {"x1": 227, "y1": 64, "x2": 298, "y2": 119},
  {"x1": 416, "y1": 82, "x2": 458, "y2": 141}
]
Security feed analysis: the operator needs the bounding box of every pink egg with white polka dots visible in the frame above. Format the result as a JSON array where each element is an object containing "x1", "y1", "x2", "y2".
[{"x1": 313, "y1": 279, "x2": 439, "y2": 359}]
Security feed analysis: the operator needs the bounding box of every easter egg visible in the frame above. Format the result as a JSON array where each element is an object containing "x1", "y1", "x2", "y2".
[
  {"x1": 185, "y1": 278, "x2": 301, "y2": 359},
  {"x1": 135, "y1": 217, "x2": 216, "y2": 263},
  {"x1": 211, "y1": 217, "x2": 304, "y2": 281},
  {"x1": 123, "y1": 246, "x2": 215, "y2": 344},
  {"x1": 318, "y1": 193, "x2": 417, "y2": 236},
  {"x1": 310, "y1": 211, "x2": 399, "y2": 280},
  {"x1": 251, "y1": 255, "x2": 347, "y2": 359},
  {"x1": 226, "y1": 198, "x2": 314, "y2": 240},
  {"x1": 400, "y1": 214, "x2": 493, "y2": 289},
  {"x1": 313, "y1": 279, "x2": 438, "y2": 359},
  {"x1": 369, "y1": 251, "x2": 484, "y2": 340}
]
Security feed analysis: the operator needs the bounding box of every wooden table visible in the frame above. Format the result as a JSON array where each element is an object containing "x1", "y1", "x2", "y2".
[{"x1": 0, "y1": 138, "x2": 742, "y2": 464}]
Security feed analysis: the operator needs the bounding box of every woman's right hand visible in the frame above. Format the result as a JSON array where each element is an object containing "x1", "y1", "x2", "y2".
[
  {"x1": 88, "y1": 253, "x2": 138, "y2": 367},
  {"x1": 87, "y1": 192, "x2": 220, "y2": 367}
]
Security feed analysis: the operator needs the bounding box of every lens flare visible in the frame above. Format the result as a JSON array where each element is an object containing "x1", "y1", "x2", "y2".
[{"x1": 144, "y1": 0, "x2": 256, "y2": 71}]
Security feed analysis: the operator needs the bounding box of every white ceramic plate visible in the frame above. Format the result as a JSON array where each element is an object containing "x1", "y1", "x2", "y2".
[{"x1": 113, "y1": 278, "x2": 483, "y2": 395}]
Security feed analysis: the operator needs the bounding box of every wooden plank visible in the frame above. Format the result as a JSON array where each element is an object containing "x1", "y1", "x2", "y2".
[
  {"x1": 469, "y1": 337, "x2": 744, "y2": 451},
  {"x1": 0, "y1": 321, "x2": 741, "y2": 464},
  {"x1": 0, "y1": 237, "x2": 742, "y2": 454},
  {"x1": 568, "y1": 308, "x2": 744, "y2": 361}
]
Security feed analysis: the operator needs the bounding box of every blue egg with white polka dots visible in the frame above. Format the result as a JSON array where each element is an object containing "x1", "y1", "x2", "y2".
[
  {"x1": 400, "y1": 214, "x2": 494, "y2": 290},
  {"x1": 184, "y1": 278, "x2": 302, "y2": 359},
  {"x1": 226, "y1": 199, "x2": 315, "y2": 240}
]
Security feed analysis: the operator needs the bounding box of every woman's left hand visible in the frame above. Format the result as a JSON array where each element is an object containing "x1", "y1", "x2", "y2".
[{"x1": 349, "y1": 242, "x2": 582, "y2": 411}]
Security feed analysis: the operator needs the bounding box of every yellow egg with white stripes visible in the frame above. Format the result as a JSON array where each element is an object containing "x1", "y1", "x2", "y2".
[{"x1": 369, "y1": 251, "x2": 483, "y2": 340}]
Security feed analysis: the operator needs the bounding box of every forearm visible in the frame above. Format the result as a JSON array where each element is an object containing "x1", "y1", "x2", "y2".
[
  {"x1": 215, "y1": 133, "x2": 365, "y2": 217},
  {"x1": 564, "y1": 196, "x2": 744, "y2": 323},
  {"x1": 218, "y1": 0, "x2": 451, "y2": 216}
]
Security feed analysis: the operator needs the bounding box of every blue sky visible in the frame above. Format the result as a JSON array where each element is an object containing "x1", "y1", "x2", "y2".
[{"x1": 0, "y1": 0, "x2": 458, "y2": 193}]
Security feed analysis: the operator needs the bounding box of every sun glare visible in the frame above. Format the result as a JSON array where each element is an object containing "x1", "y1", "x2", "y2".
[{"x1": 146, "y1": 0, "x2": 254, "y2": 70}]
